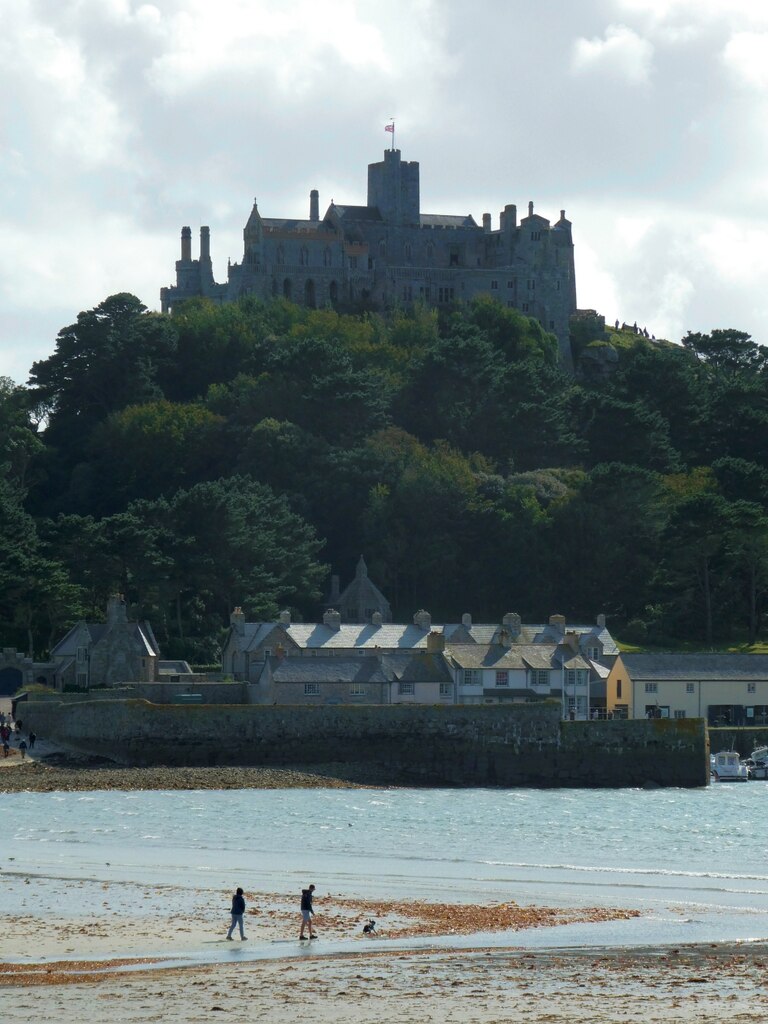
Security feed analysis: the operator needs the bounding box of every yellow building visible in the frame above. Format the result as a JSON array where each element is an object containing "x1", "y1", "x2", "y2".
[{"x1": 607, "y1": 653, "x2": 768, "y2": 724}]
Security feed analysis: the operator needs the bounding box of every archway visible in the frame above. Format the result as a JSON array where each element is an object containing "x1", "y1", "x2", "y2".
[
  {"x1": 304, "y1": 279, "x2": 316, "y2": 309},
  {"x1": 283, "y1": 278, "x2": 292, "y2": 300},
  {"x1": 0, "y1": 666, "x2": 23, "y2": 696},
  {"x1": 329, "y1": 280, "x2": 338, "y2": 307}
]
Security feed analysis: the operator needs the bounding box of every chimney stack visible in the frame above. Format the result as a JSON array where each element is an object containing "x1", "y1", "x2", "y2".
[
  {"x1": 427, "y1": 630, "x2": 445, "y2": 654},
  {"x1": 200, "y1": 226, "x2": 210, "y2": 261},
  {"x1": 413, "y1": 609, "x2": 432, "y2": 631},
  {"x1": 230, "y1": 607, "x2": 245, "y2": 634},
  {"x1": 106, "y1": 594, "x2": 128, "y2": 626},
  {"x1": 549, "y1": 614, "x2": 566, "y2": 634},
  {"x1": 371, "y1": 612, "x2": 383, "y2": 626},
  {"x1": 596, "y1": 613, "x2": 606, "y2": 628},
  {"x1": 502, "y1": 612, "x2": 522, "y2": 638},
  {"x1": 461, "y1": 612, "x2": 472, "y2": 628},
  {"x1": 181, "y1": 226, "x2": 192, "y2": 262},
  {"x1": 310, "y1": 189, "x2": 319, "y2": 222},
  {"x1": 279, "y1": 609, "x2": 291, "y2": 626},
  {"x1": 482, "y1": 213, "x2": 491, "y2": 232},
  {"x1": 323, "y1": 609, "x2": 341, "y2": 631}
]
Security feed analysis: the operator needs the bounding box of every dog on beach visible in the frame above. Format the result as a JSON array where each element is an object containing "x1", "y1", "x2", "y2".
[{"x1": 362, "y1": 919, "x2": 377, "y2": 935}]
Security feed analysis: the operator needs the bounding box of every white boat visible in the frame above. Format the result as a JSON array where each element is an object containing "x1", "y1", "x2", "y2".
[
  {"x1": 743, "y1": 746, "x2": 768, "y2": 780},
  {"x1": 711, "y1": 750, "x2": 749, "y2": 782}
]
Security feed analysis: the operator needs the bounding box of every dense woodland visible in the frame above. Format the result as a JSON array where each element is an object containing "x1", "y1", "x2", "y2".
[{"x1": 2, "y1": 292, "x2": 768, "y2": 662}]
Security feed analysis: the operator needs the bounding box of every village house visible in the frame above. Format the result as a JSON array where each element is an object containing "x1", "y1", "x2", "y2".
[{"x1": 607, "y1": 653, "x2": 768, "y2": 724}]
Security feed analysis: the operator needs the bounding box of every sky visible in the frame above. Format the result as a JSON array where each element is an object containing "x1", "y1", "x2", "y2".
[{"x1": 2, "y1": 0, "x2": 768, "y2": 383}]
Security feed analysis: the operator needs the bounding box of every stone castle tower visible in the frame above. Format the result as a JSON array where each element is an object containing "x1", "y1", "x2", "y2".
[{"x1": 161, "y1": 149, "x2": 577, "y2": 366}]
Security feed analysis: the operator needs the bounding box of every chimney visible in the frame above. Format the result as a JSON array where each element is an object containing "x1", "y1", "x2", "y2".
[
  {"x1": 482, "y1": 213, "x2": 491, "y2": 232},
  {"x1": 279, "y1": 609, "x2": 291, "y2": 626},
  {"x1": 498, "y1": 627, "x2": 511, "y2": 648},
  {"x1": 310, "y1": 189, "x2": 319, "y2": 222},
  {"x1": 502, "y1": 612, "x2": 521, "y2": 638},
  {"x1": 323, "y1": 609, "x2": 341, "y2": 631},
  {"x1": 230, "y1": 607, "x2": 245, "y2": 634},
  {"x1": 528, "y1": 201, "x2": 534, "y2": 217},
  {"x1": 413, "y1": 609, "x2": 432, "y2": 631},
  {"x1": 181, "y1": 226, "x2": 192, "y2": 262},
  {"x1": 200, "y1": 226, "x2": 210, "y2": 261},
  {"x1": 461, "y1": 612, "x2": 472, "y2": 628},
  {"x1": 427, "y1": 630, "x2": 445, "y2": 654},
  {"x1": 106, "y1": 594, "x2": 128, "y2": 626},
  {"x1": 596, "y1": 613, "x2": 606, "y2": 628},
  {"x1": 549, "y1": 614, "x2": 566, "y2": 634},
  {"x1": 371, "y1": 612, "x2": 383, "y2": 626},
  {"x1": 564, "y1": 630, "x2": 579, "y2": 652}
]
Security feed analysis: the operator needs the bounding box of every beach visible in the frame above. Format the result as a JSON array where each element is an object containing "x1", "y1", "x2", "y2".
[{"x1": 3, "y1": 724, "x2": 768, "y2": 1021}]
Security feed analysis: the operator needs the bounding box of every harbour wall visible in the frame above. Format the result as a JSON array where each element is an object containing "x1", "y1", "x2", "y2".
[{"x1": 21, "y1": 699, "x2": 710, "y2": 788}]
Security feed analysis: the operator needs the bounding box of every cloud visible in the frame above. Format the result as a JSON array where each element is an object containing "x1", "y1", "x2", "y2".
[
  {"x1": 572, "y1": 24, "x2": 654, "y2": 83},
  {"x1": 722, "y1": 31, "x2": 768, "y2": 90}
]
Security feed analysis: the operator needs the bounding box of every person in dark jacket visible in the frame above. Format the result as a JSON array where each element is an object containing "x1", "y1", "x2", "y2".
[
  {"x1": 226, "y1": 887, "x2": 247, "y2": 940},
  {"x1": 299, "y1": 884, "x2": 316, "y2": 940}
]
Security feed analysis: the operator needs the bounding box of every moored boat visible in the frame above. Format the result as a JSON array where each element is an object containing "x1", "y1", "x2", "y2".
[
  {"x1": 711, "y1": 750, "x2": 748, "y2": 782},
  {"x1": 743, "y1": 746, "x2": 768, "y2": 780}
]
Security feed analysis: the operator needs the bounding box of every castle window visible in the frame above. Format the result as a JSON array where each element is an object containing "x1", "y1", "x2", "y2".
[
  {"x1": 507, "y1": 280, "x2": 514, "y2": 289},
  {"x1": 300, "y1": 246, "x2": 309, "y2": 266},
  {"x1": 276, "y1": 245, "x2": 284, "y2": 265},
  {"x1": 283, "y1": 278, "x2": 292, "y2": 300},
  {"x1": 404, "y1": 243, "x2": 412, "y2": 261},
  {"x1": 349, "y1": 256, "x2": 358, "y2": 270},
  {"x1": 531, "y1": 231, "x2": 541, "y2": 241},
  {"x1": 324, "y1": 247, "x2": 332, "y2": 267},
  {"x1": 426, "y1": 242, "x2": 434, "y2": 261},
  {"x1": 491, "y1": 280, "x2": 498, "y2": 290},
  {"x1": 528, "y1": 279, "x2": 535, "y2": 290},
  {"x1": 76, "y1": 646, "x2": 88, "y2": 663},
  {"x1": 522, "y1": 303, "x2": 529, "y2": 312},
  {"x1": 549, "y1": 320, "x2": 555, "y2": 329},
  {"x1": 449, "y1": 250, "x2": 459, "y2": 267},
  {"x1": 379, "y1": 240, "x2": 387, "y2": 256}
]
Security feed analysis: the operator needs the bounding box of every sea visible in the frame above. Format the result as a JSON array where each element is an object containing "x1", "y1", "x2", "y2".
[{"x1": 3, "y1": 784, "x2": 768, "y2": 956}]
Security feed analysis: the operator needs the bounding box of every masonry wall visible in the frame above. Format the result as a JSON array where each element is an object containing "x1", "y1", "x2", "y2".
[{"x1": 22, "y1": 699, "x2": 709, "y2": 788}]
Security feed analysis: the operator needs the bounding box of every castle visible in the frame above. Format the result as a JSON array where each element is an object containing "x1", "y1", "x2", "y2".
[{"x1": 161, "y1": 148, "x2": 577, "y2": 365}]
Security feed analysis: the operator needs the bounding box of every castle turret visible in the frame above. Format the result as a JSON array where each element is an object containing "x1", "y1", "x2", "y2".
[
  {"x1": 310, "y1": 189, "x2": 319, "y2": 222},
  {"x1": 367, "y1": 149, "x2": 420, "y2": 225}
]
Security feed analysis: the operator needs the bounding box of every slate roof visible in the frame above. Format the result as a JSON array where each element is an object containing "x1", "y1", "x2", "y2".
[
  {"x1": 261, "y1": 218, "x2": 330, "y2": 232},
  {"x1": 51, "y1": 621, "x2": 160, "y2": 657},
  {"x1": 331, "y1": 205, "x2": 384, "y2": 222},
  {"x1": 620, "y1": 653, "x2": 768, "y2": 680},
  {"x1": 267, "y1": 651, "x2": 451, "y2": 685},
  {"x1": 420, "y1": 214, "x2": 478, "y2": 228},
  {"x1": 446, "y1": 644, "x2": 566, "y2": 671}
]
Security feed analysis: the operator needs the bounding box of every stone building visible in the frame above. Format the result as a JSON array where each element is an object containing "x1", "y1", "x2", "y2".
[
  {"x1": 161, "y1": 148, "x2": 577, "y2": 366},
  {"x1": 49, "y1": 595, "x2": 161, "y2": 690},
  {"x1": 324, "y1": 555, "x2": 392, "y2": 624}
]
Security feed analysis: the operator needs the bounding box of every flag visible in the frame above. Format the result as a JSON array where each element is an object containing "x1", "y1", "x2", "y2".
[{"x1": 385, "y1": 123, "x2": 394, "y2": 133}]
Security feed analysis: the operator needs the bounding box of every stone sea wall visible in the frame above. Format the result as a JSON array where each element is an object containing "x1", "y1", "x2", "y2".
[{"x1": 22, "y1": 699, "x2": 710, "y2": 788}]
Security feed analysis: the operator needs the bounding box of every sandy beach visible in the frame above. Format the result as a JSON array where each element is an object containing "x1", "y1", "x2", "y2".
[{"x1": 3, "y1": 715, "x2": 767, "y2": 1022}]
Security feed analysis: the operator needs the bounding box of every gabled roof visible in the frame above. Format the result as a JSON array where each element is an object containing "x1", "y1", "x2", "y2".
[
  {"x1": 266, "y1": 650, "x2": 451, "y2": 685},
  {"x1": 619, "y1": 653, "x2": 768, "y2": 680},
  {"x1": 330, "y1": 205, "x2": 383, "y2": 222},
  {"x1": 420, "y1": 213, "x2": 477, "y2": 228}
]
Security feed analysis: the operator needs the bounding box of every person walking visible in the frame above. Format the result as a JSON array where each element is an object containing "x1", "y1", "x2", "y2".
[
  {"x1": 299, "y1": 884, "x2": 316, "y2": 940},
  {"x1": 226, "y1": 887, "x2": 247, "y2": 941},
  {"x1": 18, "y1": 739, "x2": 27, "y2": 759}
]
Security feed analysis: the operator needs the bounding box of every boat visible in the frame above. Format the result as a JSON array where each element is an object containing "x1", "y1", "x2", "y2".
[
  {"x1": 711, "y1": 750, "x2": 749, "y2": 782},
  {"x1": 743, "y1": 746, "x2": 768, "y2": 780}
]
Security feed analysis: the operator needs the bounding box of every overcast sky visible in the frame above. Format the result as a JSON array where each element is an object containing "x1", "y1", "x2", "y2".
[{"x1": 2, "y1": 0, "x2": 768, "y2": 383}]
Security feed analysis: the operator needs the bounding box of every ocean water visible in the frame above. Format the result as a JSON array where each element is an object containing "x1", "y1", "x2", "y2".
[{"x1": 3, "y1": 785, "x2": 768, "y2": 950}]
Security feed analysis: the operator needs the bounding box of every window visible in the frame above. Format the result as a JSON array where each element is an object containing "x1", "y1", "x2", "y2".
[
  {"x1": 549, "y1": 320, "x2": 555, "y2": 329},
  {"x1": 404, "y1": 243, "x2": 412, "y2": 261},
  {"x1": 586, "y1": 646, "x2": 600, "y2": 660},
  {"x1": 527, "y1": 279, "x2": 535, "y2": 290},
  {"x1": 463, "y1": 669, "x2": 482, "y2": 686},
  {"x1": 748, "y1": 682, "x2": 757, "y2": 693},
  {"x1": 686, "y1": 682, "x2": 695, "y2": 693},
  {"x1": 76, "y1": 646, "x2": 88, "y2": 663},
  {"x1": 77, "y1": 672, "x2": 87, "y2": 688},
  {"x1": 674, "y1": 710, "x2": 686, "y2": 719},
  {"x1": 398, "y1": 681, "x2": 415, "y2": 695},
  {"x1": 350, "y1": 684, "x2": 367, "y2": 696},
  {"x1": 530, "y1": 670, "x2": 549, "y2": 687},
  {"x1": 439, "y1": 682, "x2": 452, "y2": 697},
  {"x1": 349, "y1": 256, "x2": 358, "y2": 269},
  {"x1": 522, "y1": 303, "x2": 529, "y2": 312},
  {"x1": 616, "y1": 679, "x2": 623, "y2": 698},
  {"x1": 300, "y1": 246, "x2": 309, "y2": 266},
  {"x1": 495, "y1": 670, "x2": 509, "y2": 687},
  {"x1": 507, "y1": 280, "x2": 514, "y2": 289},
  {"x1": 491, "y1": 280, "x2": 498, "y2": 290},
  {"x1": 530, "y1": 231, "x2": 541, "y2": 241},
  {"x1": 324, "y1": 247, "x2": 332, "y2": 267},
  {"x1": 645, "y1": 682, "x2": 658, "y2": 693},
  {"x1": 304, "y1": 683, "x2": 320, "y2": 696}
]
